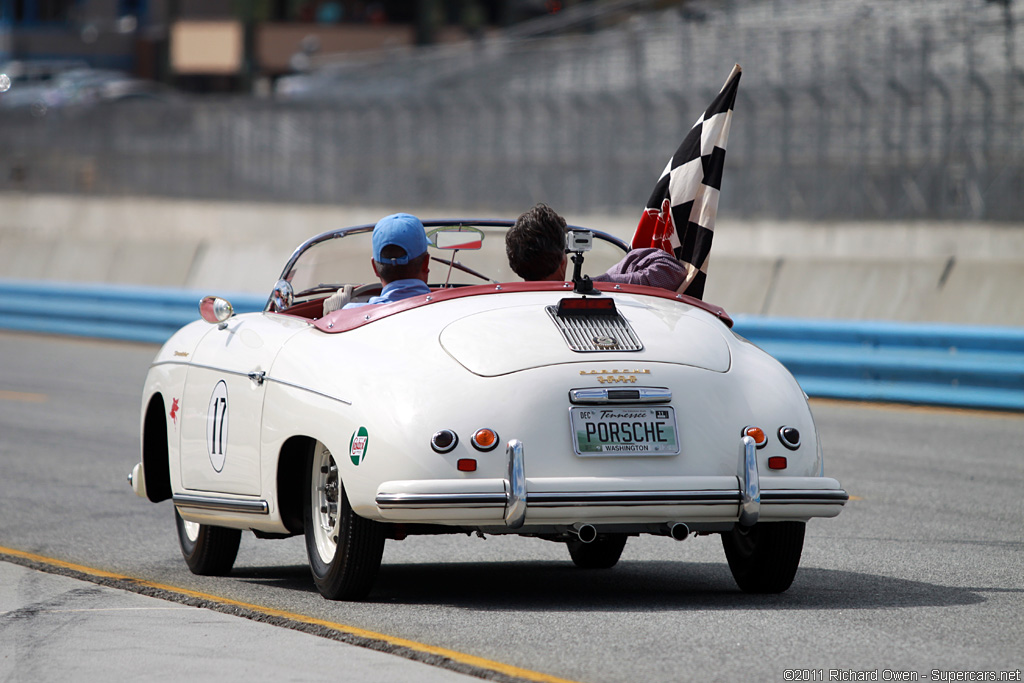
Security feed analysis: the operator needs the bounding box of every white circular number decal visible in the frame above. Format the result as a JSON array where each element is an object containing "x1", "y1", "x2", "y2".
[{"x1": 206, "y1": 380, "x2": 229, "y2": 472}]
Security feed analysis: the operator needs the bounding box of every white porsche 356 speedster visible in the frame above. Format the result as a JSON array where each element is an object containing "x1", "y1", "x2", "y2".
[{"x1": 129, "y1": 219, "x2": 847, "y2": 599}]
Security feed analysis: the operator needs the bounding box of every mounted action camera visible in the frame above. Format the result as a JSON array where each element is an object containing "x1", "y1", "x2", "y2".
[{"x1": 566, "y1": 229, "x2": 593, "y2": 253}]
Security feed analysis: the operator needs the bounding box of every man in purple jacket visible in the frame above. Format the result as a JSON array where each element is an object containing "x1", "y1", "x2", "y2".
[{"x1": 505, "y1": 203, "x2": 686, "y2": 291}]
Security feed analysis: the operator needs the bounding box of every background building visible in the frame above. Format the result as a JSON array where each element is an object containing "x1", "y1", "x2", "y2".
[{"x1": 0, "y1": 0, "x2": 616, "y2": 92}]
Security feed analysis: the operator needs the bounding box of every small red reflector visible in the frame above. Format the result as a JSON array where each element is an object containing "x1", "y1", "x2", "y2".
[
  {"x1": 768, "y1": 456, "x2": 788, "y2": 470},
  {"x1": 457, "y1": 459, "x2": 477, "y2": 472}
]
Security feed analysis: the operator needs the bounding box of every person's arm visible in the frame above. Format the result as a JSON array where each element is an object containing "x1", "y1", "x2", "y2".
[{"x1": 592, "y1": 248, "x2": 686, "y2": 291}]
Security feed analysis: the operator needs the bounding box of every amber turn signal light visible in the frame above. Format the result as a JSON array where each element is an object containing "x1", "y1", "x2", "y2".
[
  {"x1": 742, "y1": 426, "x2": 767, "y2": 448},
  {"x1": 471, "y1": 428, "x2": 499, "y2": 452}
]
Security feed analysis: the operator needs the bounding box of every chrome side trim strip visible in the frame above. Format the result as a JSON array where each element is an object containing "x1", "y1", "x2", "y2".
[
  {"x1": 761, "y1": 489, "x2": 849, "y2": 505},
  {"x1": 375, "y1": 492, "x2": 507, "y2": 508},
  {"x1": 739, "y1": 435, "x2": 760, "y2": 526},
  {"x1": 151, "y1": 360, "x2": 237, "y2": 372},
  {"x1": 528, "y1": 490, "x2": 740, "y2": 507},
  {"x1": 149, "y1": 361, "x2": 352, "y2": 406},
  {"x1": 265, "y1": 377, "x2": 353, "y2": 406},
  {"x1": 504, "y1": 439, "x2": 527, "y2": 529},
  {"x1": 173, "y1": 494, "x2": 269, "y2": 514},
  {"x1": 569, "y1": 386, "x2": 672, "y2": 405}
]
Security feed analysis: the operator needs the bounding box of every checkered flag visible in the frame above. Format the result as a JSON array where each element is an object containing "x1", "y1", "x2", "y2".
[{"x1": 632, "y1": 64, "x2": 741, "y2": 300}]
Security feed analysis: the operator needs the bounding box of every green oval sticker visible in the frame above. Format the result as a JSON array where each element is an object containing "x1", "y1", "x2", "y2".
[{"x1": 349, "y1": 427, "x2": 369, "y2": 466}]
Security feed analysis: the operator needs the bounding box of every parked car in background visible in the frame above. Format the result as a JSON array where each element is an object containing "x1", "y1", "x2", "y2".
[
  {"x1": 0, "y1": 63, "x2": 181, "y2": 114},
  {"x1": 0, "y1": 59, "x2": 88, "y2": 110}
]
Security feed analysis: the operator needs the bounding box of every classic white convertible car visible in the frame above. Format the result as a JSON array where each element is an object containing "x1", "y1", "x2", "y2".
[{"x1": 129, "y1": 219, "x2": 847, "y2": 599}]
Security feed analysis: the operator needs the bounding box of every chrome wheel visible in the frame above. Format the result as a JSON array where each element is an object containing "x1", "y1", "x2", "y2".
[
  {"x1": 303, "y1": 439, "x2": 386, "y2": 600},
  {"x1": 311, "y1": 442, "x2": 340, "y2": 565}
]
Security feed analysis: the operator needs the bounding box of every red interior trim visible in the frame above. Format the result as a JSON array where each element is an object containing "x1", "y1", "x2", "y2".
[{"x1": 303, "y1": 281, "x2": 732, "y2": 334}]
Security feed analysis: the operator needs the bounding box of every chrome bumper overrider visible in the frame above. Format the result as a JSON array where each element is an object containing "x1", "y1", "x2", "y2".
[
  {"x1": 739, "y1": 435, "x2": 760, "y2": 526},
  {"x1": 505, "y1": 439, "x2": 527, "y2": 528},
  {"x1": 374, "y1": 438, "x2": 849, "y2": 527}
]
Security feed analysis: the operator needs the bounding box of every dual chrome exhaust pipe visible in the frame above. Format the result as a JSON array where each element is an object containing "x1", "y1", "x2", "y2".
[{"x1": 568, "y1": 522, "x2": 689, "y2": 544}]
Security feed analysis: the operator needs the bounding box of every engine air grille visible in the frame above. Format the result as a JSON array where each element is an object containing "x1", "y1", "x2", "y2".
[{"x1": 546, "y1": 305, "x2": 643, "y2": 352}]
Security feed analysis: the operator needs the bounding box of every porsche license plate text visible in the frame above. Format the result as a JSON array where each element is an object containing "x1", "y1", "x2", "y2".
[{"x1": 570, "y1": 406, "x2": 680, "y2": 456}]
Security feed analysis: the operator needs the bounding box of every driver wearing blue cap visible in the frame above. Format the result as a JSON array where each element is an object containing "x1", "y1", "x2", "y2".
[{"x1": 343, "y1": 213, "x2": 431, "y2": 308}]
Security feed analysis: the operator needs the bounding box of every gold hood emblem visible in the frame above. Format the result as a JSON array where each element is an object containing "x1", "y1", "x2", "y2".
[{"x1": 580, "y1": 369, "x2": 650, "y2": 384}]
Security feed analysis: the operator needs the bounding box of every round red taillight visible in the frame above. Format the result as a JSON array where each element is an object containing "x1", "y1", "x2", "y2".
[
  {"x1": 430, "y1": 429, "x2": 459, "y2": 454},
  {"x1": 778, "y1": 426, "x2": 801, "y2": 450}
]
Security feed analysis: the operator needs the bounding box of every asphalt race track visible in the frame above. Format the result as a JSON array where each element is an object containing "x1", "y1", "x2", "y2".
[{"x1": 0, "y1": 332, "x2": 1021, "y2": 683}]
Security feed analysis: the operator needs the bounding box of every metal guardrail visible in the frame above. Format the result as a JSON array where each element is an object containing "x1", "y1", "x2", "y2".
[
  {"x1": 0, "y1": 280, "x2": 267, "y2": 345},
  {"x1": 1, "y1": 280, "x2": 1021, "y2": 412},
  {"x1": 732, "y1": 316, "x2": 1024, "y2": 412}
]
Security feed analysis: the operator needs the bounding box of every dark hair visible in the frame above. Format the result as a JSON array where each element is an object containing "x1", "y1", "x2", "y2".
[
  {"x1": 505, "y1": 203, "x2": 567, "y2": 280},
  {"x1": 375, "y1": 245, "x2": 428, "y2": 283}
]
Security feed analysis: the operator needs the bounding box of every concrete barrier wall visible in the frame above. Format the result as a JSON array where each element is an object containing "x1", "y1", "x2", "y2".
[{"x1": 2, "y1": 192, "x2": 1023, "y2": 326}]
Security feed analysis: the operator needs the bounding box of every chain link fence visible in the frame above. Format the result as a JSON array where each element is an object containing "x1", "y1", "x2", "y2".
[{"x1": 1, "y1": 0, "x2": 1021, "y2": 220}]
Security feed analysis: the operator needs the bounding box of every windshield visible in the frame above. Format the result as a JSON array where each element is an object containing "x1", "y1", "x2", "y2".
[{"x1": 280, "y1": 221, "x2": 629, "y2": 304}]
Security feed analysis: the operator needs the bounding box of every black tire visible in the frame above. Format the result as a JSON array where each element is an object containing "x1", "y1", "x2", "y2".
[
  {"x1": 303, "y1": 442, "x2": 385, "y2": 600},
  {"x1": 722, "y1": 521, "x2": 805, "y2": 593},
  {"x1": 567, "y1": 533, "x2": 628, "y2": 569},
  {"x1": 174, "y1": 508, "x2": 242, "y2": 576}
]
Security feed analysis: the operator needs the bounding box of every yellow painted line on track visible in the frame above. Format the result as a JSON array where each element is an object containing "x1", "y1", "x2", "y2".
[
  {"x1": 809, "y1": 397, "x2": 1024, "y2": 420},
  {"x1": 0, "y1": 390, "x2": 48, "y2": 403},
  {"x1": 0, "y1": 545, "x2": 580, "y2": 683}
]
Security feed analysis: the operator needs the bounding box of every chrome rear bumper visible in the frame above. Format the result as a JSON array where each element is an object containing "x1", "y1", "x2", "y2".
[{"x1": 374, "y1": 438, "x2": 848, "y2": 527}]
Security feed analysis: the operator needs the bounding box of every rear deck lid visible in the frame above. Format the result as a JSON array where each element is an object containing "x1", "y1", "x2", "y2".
[{"x1": 439, "y1": 298, "x2": 731, "y2": 376}]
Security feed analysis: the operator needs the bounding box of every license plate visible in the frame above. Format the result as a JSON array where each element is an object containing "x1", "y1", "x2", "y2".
[{"x1": 569, "y1": 406, "x2": 680, "y2": 457}]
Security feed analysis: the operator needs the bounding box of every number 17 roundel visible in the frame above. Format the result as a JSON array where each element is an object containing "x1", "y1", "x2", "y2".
[{"x1": 206, "y1": 380, "x2": 229, "y2": 472}]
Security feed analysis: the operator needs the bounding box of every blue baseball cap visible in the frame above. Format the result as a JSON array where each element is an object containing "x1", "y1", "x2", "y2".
[{"x1": 372, "y1": 213, "x2": 428, "y2": 265}]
